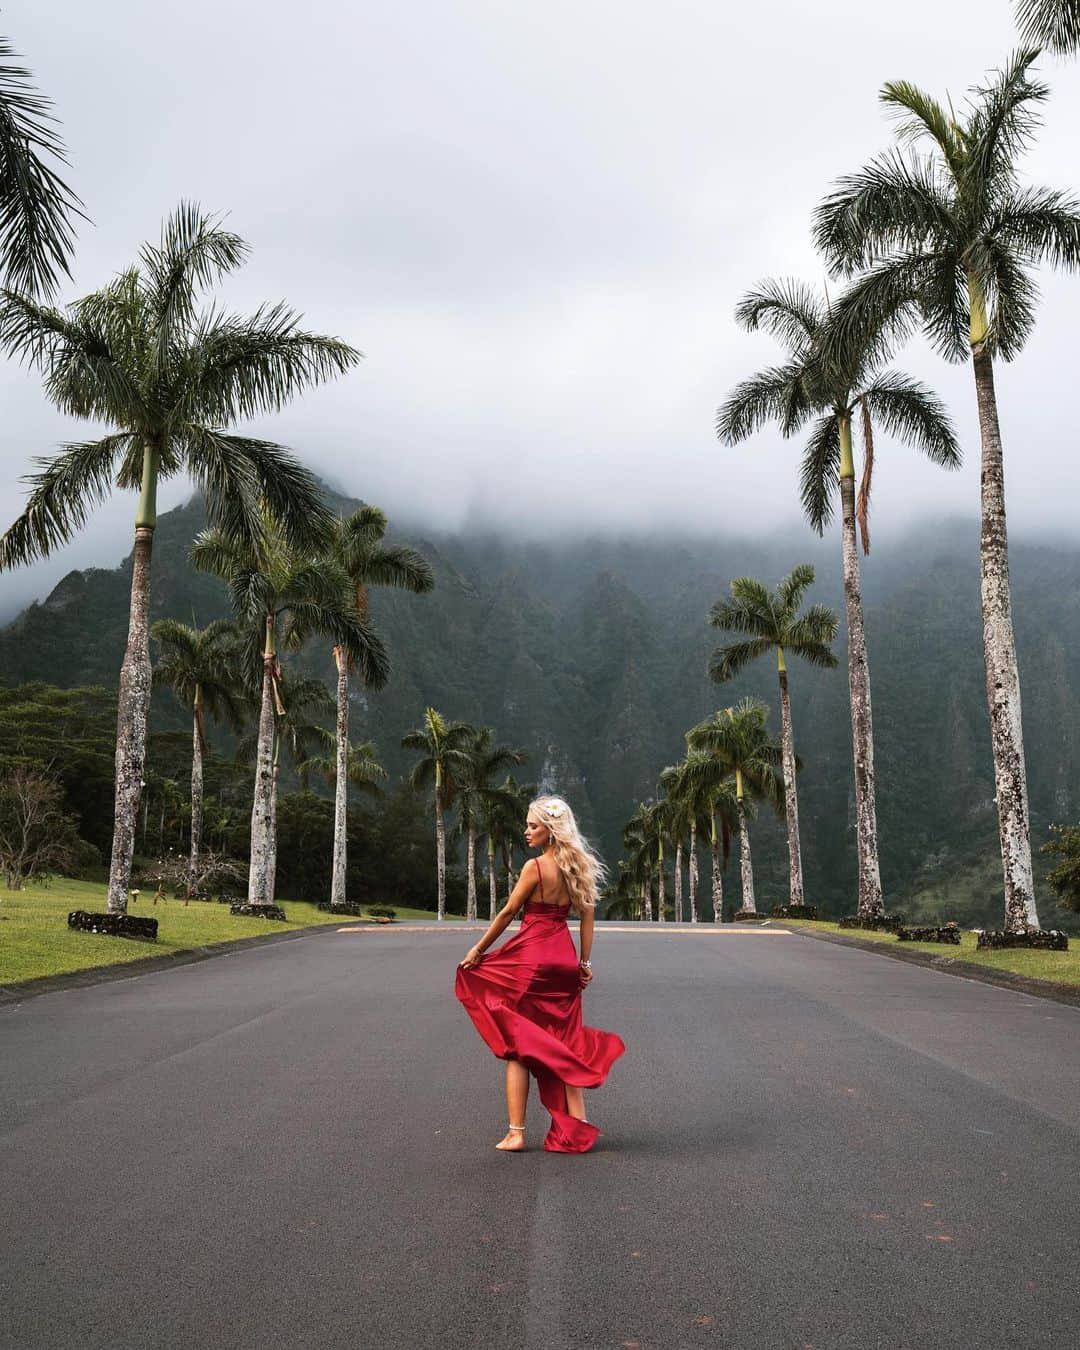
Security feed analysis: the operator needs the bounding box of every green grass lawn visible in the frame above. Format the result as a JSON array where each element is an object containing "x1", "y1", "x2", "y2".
[
  {"x1": 776, "y1": 917, "x2": 1080, "y2": 987},
  {"x1": 0, "y1": 878, "x2": 453, "y2": 987}
]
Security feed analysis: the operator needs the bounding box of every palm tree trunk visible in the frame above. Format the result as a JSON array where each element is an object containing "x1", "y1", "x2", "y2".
[
  {"x1": 435, "y1": 792, "x2": 447, "y2": 922},
  {"x1": 736, "y1": 782, "x2": 756, "y2": 914},
  {"x1": 689, "y1": 819, "x2": 699, "y2": 923},
  {"x1": 673, "y1": 839, "x2": 683, "y2": 921},
  {"x1": 106, "y1": 520, "x2": 156, "y2": 913},
  {"x1": 248, "y1": 616, "x2": 277, "y2": 906},
  {"x1": 839, "y1": 417, "x2": 884, "y2": 918},
  {"x1": 266, "y1": 747, "x2": 280, "y2": 905},
  {"x1": 330, "y1": 647, "x2": 349, "y2": 909},
  {"x1": 188, "y1": 698, "x2": 204, "y2": 897},
  {"x1": 972, "y1": 347, "x2": 1038, "y2": 932},
  {"x1": 777, "y1": 659, "x2": 805, "y2": 908},
  {"x1": 466, "y1": 818, "x2": 478, "y2": 920},
  {"x1": 656, "y1": 845, "x2": 666, "y2": 923},
  {"x1": 488, "y1": 838, "x2": 498, "y2": 919},
  {"x1": 644, "y1": 874, "x2": 654, "y2": 922},
  {"x1": 710, "y1": 815, "x2": 723, "y2": 922}
]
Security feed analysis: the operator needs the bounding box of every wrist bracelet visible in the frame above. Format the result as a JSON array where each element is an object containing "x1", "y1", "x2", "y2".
[{"x1": 579, "y1": 958, "x2": 592, "y2": 969}]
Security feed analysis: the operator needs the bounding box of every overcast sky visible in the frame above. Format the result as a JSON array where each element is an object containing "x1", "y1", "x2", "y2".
[{"x1": 2, "y1": 0, "x2": 1078, "y2": 614}]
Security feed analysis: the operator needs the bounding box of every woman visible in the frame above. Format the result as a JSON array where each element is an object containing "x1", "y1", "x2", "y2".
[{"x1": 455, "y1": 795, "x2": 625, "y2": 1153}]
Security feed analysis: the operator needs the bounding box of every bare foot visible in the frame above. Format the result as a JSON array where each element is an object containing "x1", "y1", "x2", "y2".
[{"x1": 495, "y1": 1130, "x2": 526, "y2": 1151}]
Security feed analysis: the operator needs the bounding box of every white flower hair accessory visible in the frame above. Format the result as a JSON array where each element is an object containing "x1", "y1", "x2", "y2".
[{"x1": 545, "y1": 802, "x2": 564, "y2": 819}]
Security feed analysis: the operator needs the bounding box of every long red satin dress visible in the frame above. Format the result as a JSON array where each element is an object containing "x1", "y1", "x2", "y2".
[{"x1": 454, "y1": 858, "x2": 625, "y2": 1153}]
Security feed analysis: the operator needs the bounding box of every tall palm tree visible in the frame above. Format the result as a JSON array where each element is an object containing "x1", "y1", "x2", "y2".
[
  {"x1": 151, "y1": 618, "x2": 245, "y2": 895},
  {"x1": 717, "y1": 279, "x2": 959, "y2": 917},
  {"x1": 480, "y1": 774, "x2": 532, "y2": 917},
  {"x1": 622, "y1": 806, "x2": 656, "y2": 922},
  {"x1": 191, "y1": 515, "x2": 386, "y2": 908},
  {"x1": 321, "y1": 508, "x2": 433, "y2": 909},
  {"x1": 0, "y1": 35, "x2": 82, "y2": 297},
  {"x1": 687, "y1": 700, "x2": 783, "y2": 915},
  {"x1": 1015, "y1": 1, "x2": 1080, "y2": 51},
  {"x1": 672, "y1": 750, "x2": 737, "y2": 922},
  {"x1": 456, "y1": 729, "x2": 526, "y2": 920},
  {"x1": 402, "y1": 708, "x2": 474, "y2": 920},
  {"x1": 658, "y1": 764, "x2": 700, "y2": 922},
  {"x1": 814, "y1": 52, "x2": 1080, "y2": 930},
  {"x1": 0, "y1": 205, "x2": 358, "y2": 912},
  {"x1": 261, "y1": 673, "x2": 334, "y2": 905},
  {"x1": 709, "y1": 565, "x2": 838, "y2": 910}
]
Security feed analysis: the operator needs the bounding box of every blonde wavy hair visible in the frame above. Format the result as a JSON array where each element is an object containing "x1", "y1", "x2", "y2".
[{"x1": 527, "y1": 795, "x2": 606, "y2": 912}]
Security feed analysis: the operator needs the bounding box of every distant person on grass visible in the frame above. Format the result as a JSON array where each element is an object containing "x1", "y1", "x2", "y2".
[{"x1": 456, "y1": 796, "x2": 625, "y2": 1153}]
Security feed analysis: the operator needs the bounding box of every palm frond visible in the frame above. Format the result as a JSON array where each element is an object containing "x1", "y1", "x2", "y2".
[
  {"x1": 879, "y1": 80, "x2": 963, "y2": 171},
  {"x1": 785, "y1": 605, "x2": 841, "y2": 666},
  {"x1": 965, "y1": 48, "x2": 1047, "y2": 200},
  {"x1": 978, "y1": 238, "x2": 1041, "y2": 361},
  {"x1": 776, "y1": 562, "x2": 816, "y2": 614},
  {"x1": 188, "y1": 301, "x2": 362, "y2": 424},
  {"x1": 0, "y1": 38, "x2": 84, "y2": 296},
  {"x1": 814, "y1": 151, "x2": 955, "y2": 274},
  {"x1": 716, "y1": 363, "x2": 810, "y2": 443},
  {"x1": 708, "y1": 639, "x2": 774, "y2": 683},
  {"x1": 139, "y1": 203, "x2": 247, "y2": 364},
  {"x1": 818, "y1": 254, "x2": 931, "y2": 371},
  {"x1": 859, "y1": 371, "x2": 961, "y2": 467},
  {"x1": 798, "y1": 414, "x2": 841, "y2": 535},
  {"x1": 990, "y1": 185, "x2": 1080, "y2": 270},
  {"x1": 182, "y1": 427, "x2": 333, "y2": 553},
  {"x1": 1014, "y1": 0, "x2": 1080, "y2": 53},
  {"x1": 734, "y1": 278, "x2": 823, "y2": 350},
  {"x1": 0, "y1": 434, "x2": 129, "y2": 569}
]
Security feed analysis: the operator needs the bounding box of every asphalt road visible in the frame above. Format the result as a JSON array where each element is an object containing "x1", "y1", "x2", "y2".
[{"x1": 2, "y1": 921, "x2": 1079, "y2": 1350}]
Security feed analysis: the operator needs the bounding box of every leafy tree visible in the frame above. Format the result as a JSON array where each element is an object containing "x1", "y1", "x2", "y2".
[
  {"x1": 402, "y1": 708, "x2": 474, "y2": 920},
  {"x1": 717, "y1": 279, "x2": 958, "y2": 917},
  {"x1": 687, "y1": 700, "x2": 783, "y2": 915},
  {"x1": 0, "y1": 35, "x2": 82, "y2": 296},
  {"x1": 0, "y1": 683, "x2": 115, "y2": 857},
  {"x1": 709, "y1": 565, "x2": 837, "y2": 910},
  {"x1": 192, "y1": 515, "x2": 386, "y2": 906},
  {"x1": 1043, "y1": 825, "x2": 1080, "y2": 913},
  {"x1": 1015, "y1": 1, "x2": 1080, "y2": 52},
  {"x1": 151, "y1": 618, "x2": 244, "y2": 894},
  {"x1": 814, "y1": 51, "x2": 1080, "y2": 931},
  {"x1": 319, "y1": 507, "x2": 433, "y2": 909},
  {"x1": 665, "y1": 750, "x2": 737, "y2": 922},
  {"x1": 0, "y1": 204, "x2": 358, "y2": 912}
]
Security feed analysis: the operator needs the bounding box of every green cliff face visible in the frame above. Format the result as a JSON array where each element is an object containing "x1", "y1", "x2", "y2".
[{"x1": 2, "y1": 497, "x2": 1078, "y2": 924}]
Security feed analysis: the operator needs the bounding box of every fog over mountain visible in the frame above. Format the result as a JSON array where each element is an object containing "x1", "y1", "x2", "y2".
[{"x1": 1, "y1": 0, "x2": 1079, "y2": 619}]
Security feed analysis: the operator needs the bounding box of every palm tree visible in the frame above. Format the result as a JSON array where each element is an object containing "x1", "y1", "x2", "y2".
[
  {"x1": 622, "y1": 806, "x2": 656, "y2": 922},
  {"x1": 402, "y1": 709, "x2": 475, "y2": 920},
  {"x1": 603, "y1": 862, "x2": 644, "y2": 921},
  {"x1": 261, "y1": 673, "x2": 335, "y2": 905},
  {"x1": 709, "y1": 566, "x2": 838, "y2": 910},
  {"x1": 0, "y1": 205, "x2": 359, "y2": 912},
  {"x1": 687, "y1": 700, "x2": 783, "y2": 915},
  {"x1": 1015, "y1": 1, "x2": 1080, "y2": 51},
  {"x1": 0, "y1": 35, "x2": 82, "y2": 297},
  {"x1": 151, "y1": 618, "x2": 245, "y2": 895},
  {"x1": 191, "y1": 515, "x2": 387, "y2": 908},
  {"x1": 321, "y1": 508, "x2": 434, "y2": 910},
  {"x1": 813, "y1": 52, "x2": 1080, "y2": 930},
  {"x1": 480, "y1": 775, "x2": 532, "y2": 917},
  {"x1": 456, "y1": 729, "x2": 526, "y2": 920},
  {"x1": 658, "y1": 765, "x2": 700, "y2": 922},
  {"x1": 717, "y1": 279, "x2": 959, "y2": 917},
  {"x1": 670, "y1": 750, "x2": 737, "y2": 922}
]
